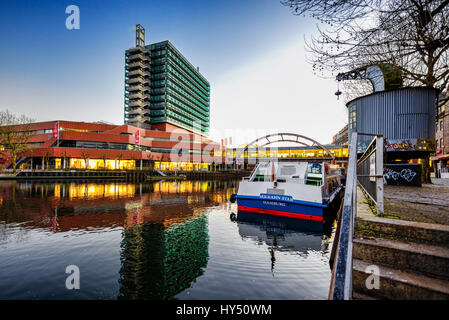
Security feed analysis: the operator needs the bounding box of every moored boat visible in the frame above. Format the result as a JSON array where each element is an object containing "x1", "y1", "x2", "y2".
[{"x1": 231, "y1": 161, "x2": 343, "y2": 222}]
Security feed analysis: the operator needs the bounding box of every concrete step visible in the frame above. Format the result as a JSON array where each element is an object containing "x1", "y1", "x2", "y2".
[
  {"x1": 352, "y1": 291, "x2": 379, "y2": 300},
  {"x1": 353, "y1": 237, "x2": 449, "y2": 280},
  {"x1": 355, "y1": 216, "x2": 449, "y2": 248},
  {"x1": 353, "y1": 259, "x2": 449, "y2": 300}
]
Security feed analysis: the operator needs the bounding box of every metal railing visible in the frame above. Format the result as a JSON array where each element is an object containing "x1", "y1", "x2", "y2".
[
  {"x1": 356, "y1": 133, "x2": 384, "y2": 216},
  {"x1": 329, "y1": 132, "x2": 384, "y2": 300}
]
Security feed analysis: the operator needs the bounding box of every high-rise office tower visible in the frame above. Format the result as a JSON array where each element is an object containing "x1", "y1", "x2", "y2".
[{"x1": 124, "y1": 25, "x2": 210, "y2": 136}]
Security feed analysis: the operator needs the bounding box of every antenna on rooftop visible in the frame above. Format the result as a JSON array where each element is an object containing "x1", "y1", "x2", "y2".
[{"x1": 136, "y1": 24, "x2": 145, "y2": 47}]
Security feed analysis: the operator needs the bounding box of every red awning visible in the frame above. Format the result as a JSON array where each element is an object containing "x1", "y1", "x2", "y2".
[{"x1": 432, "y1": 153, "x2": 449, "y2": 161}]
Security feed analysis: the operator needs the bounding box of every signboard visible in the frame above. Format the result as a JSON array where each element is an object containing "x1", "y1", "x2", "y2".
[
  {"x1": 135, "y1": 130, "x2": 140, "y2": 145},
  {"x1": 384, "y1": 164, "x2": 421, "y2": 187},
  {"x1": 385, "y1": 139, "x2": 435, "y2": 152},
  {"x1": 52, "y1": 122, "x2": 59, "y2": 139}
]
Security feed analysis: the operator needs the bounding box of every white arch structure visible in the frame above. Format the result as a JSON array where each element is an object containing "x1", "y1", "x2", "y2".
[{"x1": 235, "y1": 132, "x2": 335, "y2": 160}]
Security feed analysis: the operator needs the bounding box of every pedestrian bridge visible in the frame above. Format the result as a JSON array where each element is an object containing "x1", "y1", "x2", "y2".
[{"x1": 226, "y1": 132, "x2": 348, "y2": 164}]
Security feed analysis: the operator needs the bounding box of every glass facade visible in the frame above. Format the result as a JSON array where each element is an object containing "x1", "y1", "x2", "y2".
[
  {"x1": 227, "y1": 146, "x2": 349, "y2": 160},
  {"x1": 125, "y1": 40, "x2": 210, "y2": 135},
  {"x1": 149, "y1": 41, "x2": 210, "y2": 135}
]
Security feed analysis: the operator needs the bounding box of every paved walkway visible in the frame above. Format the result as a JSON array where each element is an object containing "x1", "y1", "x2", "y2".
[
  {"x1": 432, "y1": 178, "x2": 449, "y2": 187},
  {"x1": 383, "y1": 182, "x2": 449, "y2": 225}
]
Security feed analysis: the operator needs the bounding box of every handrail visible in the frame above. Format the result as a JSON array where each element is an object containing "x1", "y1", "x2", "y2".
[
  {"x1": 356, "y1": 134, "x2": 384, "y2": 216},
  {"x1": 329, "y1": 132, "x2": 384, "y2": 299},
  {"x1": 329, "y1": 132, "x2": 357, "y2": 300}
]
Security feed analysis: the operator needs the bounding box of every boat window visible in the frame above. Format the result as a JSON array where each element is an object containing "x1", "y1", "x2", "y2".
[
  {"x1": 306, "y1": 163, "x2": 323, "y2": 186},
  {"x1": 307, "y1": 163, "x2": 322, "y2": 174},
  {"x1": 280, "y1": 166, "x2": 296, "y2": 176},
  {"x1": 250, "y1": 163, "x2": 273, "y2": 182}
]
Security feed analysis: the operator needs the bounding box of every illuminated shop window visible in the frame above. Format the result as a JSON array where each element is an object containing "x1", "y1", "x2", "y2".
[
  {"x1": 69, "y1": 158, "x2": 135, "y2": 170},
  {"x1": 55, "y1": 158, "x2": 62, "y2": 169}
]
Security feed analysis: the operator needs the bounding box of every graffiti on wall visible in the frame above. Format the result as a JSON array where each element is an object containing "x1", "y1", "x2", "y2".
[
  {"x1": 384, "y1": 164, "x2": 421, "y2": 187},
  {"x1": 385, "y1": 140, "x2": 415, "y2": 152},
  {"x1": 385, "y1": 139, "x2": 435, "y2": 152}
]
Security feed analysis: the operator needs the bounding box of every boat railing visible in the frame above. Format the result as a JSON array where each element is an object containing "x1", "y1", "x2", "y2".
[
  {"x1": 328, "y1": 132, "x2": 384, "y2": 300},
  {"x1": 243, "y1": 176, "x2": 323, "y2": 186}
]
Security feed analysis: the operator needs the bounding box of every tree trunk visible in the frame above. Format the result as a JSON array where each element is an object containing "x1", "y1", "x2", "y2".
[
  {"x1": 422, "y1": 155, "x2": 432, "y2": 184},
  {"x1": 12, "y1": 153, "x2": 17, "y2": 173}
]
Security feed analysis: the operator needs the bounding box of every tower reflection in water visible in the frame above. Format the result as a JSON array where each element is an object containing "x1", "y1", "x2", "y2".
[
  {"x1": 118, "y1": 214, "x2": 209, "y2": 299},
  {"x1": 118, "y1": 180, "x2": 237, "y2": 299}
]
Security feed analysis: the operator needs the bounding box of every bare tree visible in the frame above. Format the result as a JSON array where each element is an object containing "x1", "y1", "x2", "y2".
[
  {"x1": 101, "y1": 153, "x2": 108, "y2": 170},
  {"x1": 147, "y1": 153, "x2": 155, "y2": 170},
  {"x1": 62, "y1": 149, "x2": 69, "y2": 170},
  {"x1": 0, "y1": 110, "x2": 35, "y2": 173},
  {"x1": 117, "y1": 153, "x2": 124, "y2": 170},
  {"x1": 42, "y1": 150, "x2": 51, "y2": 170},
  {"x1": 282, "y1": 0, "x2": 449, "y2": 104},
  {"x1": 80, "y1": 150, "x2": 90, "y2": 169}
]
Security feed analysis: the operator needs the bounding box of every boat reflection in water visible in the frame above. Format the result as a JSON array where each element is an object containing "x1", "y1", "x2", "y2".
[{"x1": 234, "y1": 209, "x2": 336, "y2": 268}]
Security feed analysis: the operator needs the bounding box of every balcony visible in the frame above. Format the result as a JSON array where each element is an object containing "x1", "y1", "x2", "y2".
[
  {"x1": 126, "y1": 106, "x2": 150, "y2": 114},
  {"x1": 127, "y1": 69, "x2": 150, "y2": 77},
  {"x1": 126, "y1": 77, "x2": 146, "y2": 85},
  {"x1": 126, "y1": 111, "x2": 148, "y2": 118},
  {"x1": 125, "y1": 118, "x2": 151, "y2": 127},
  {"x1": 126, "y1": 47, "x2": 150, "y2": 56},
  {"x1": 127, "y1": 85, "x2": 150, "y2": 93},
  {"x1": 128, "y1": 92, "x2": 150, "y2": 100},
  {"x1": 127, "y1": 100, "x2": 150, "y2": 108},
  {"x1": 126, "y1": 61, "x2": 150, "y2": 70},
  {"x1": 127, "y1": 53, "x2": 150, "y2": 63}
]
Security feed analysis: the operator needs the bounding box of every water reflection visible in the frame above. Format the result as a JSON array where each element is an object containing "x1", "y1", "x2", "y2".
[
  {"x1": 0, "y1": 180, "x2": 237, "y2": 232},
  {"x1": 0, "y1": 180, "x2": 237, "y2": 300},
  {"x1": 0, "y1": 179, "x2": 333, "y2": 300},
  {"x1": 235, "y1": 211, "x2": 334, "y2": 273},
  {"x1": 119, "y1": 215, "x2": 209, "y2": 299}
]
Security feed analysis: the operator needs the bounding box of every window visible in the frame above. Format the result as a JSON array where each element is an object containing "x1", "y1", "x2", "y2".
[
  {"x1": 440, "y1": 121, "x2": 444, "y2": 131},
  {"x1": 250, "y1": 163, "x2": 272, "y2": 182},
  {"x1": 349, "y1": 104, "x2": 356, "y2": 129},
  {"x1": 441, "y1": 138, "x2": 444, "y2": 149}
]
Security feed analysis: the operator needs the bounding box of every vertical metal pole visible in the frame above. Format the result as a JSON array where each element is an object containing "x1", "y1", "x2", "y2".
[
  {"x1": 348, "y1": 132, "x2": 357, "y2": 299},
  {"x1": 138, "y1": 130, "x2": 141, "y2": 170},
  {"x1": 57, "y1": 121, "x2": 60, "y2": 147},
  {"x1": 376, "y1": 136, "x2": 384, "y2": 216}
]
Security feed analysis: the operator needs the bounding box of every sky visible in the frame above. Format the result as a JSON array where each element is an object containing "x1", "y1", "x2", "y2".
[{"x1": 0, "y1": 0, "x2": 348, "y2": 145}]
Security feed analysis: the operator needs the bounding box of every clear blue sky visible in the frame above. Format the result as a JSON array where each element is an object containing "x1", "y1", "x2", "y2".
[{"x1": 0, "y1": 0, "x2": 347, "y2": 144}]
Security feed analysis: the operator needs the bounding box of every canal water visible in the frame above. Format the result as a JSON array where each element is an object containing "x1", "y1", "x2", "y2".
[{"x1": 0, "y1": 180, "x2": 335, "y2": 300}]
